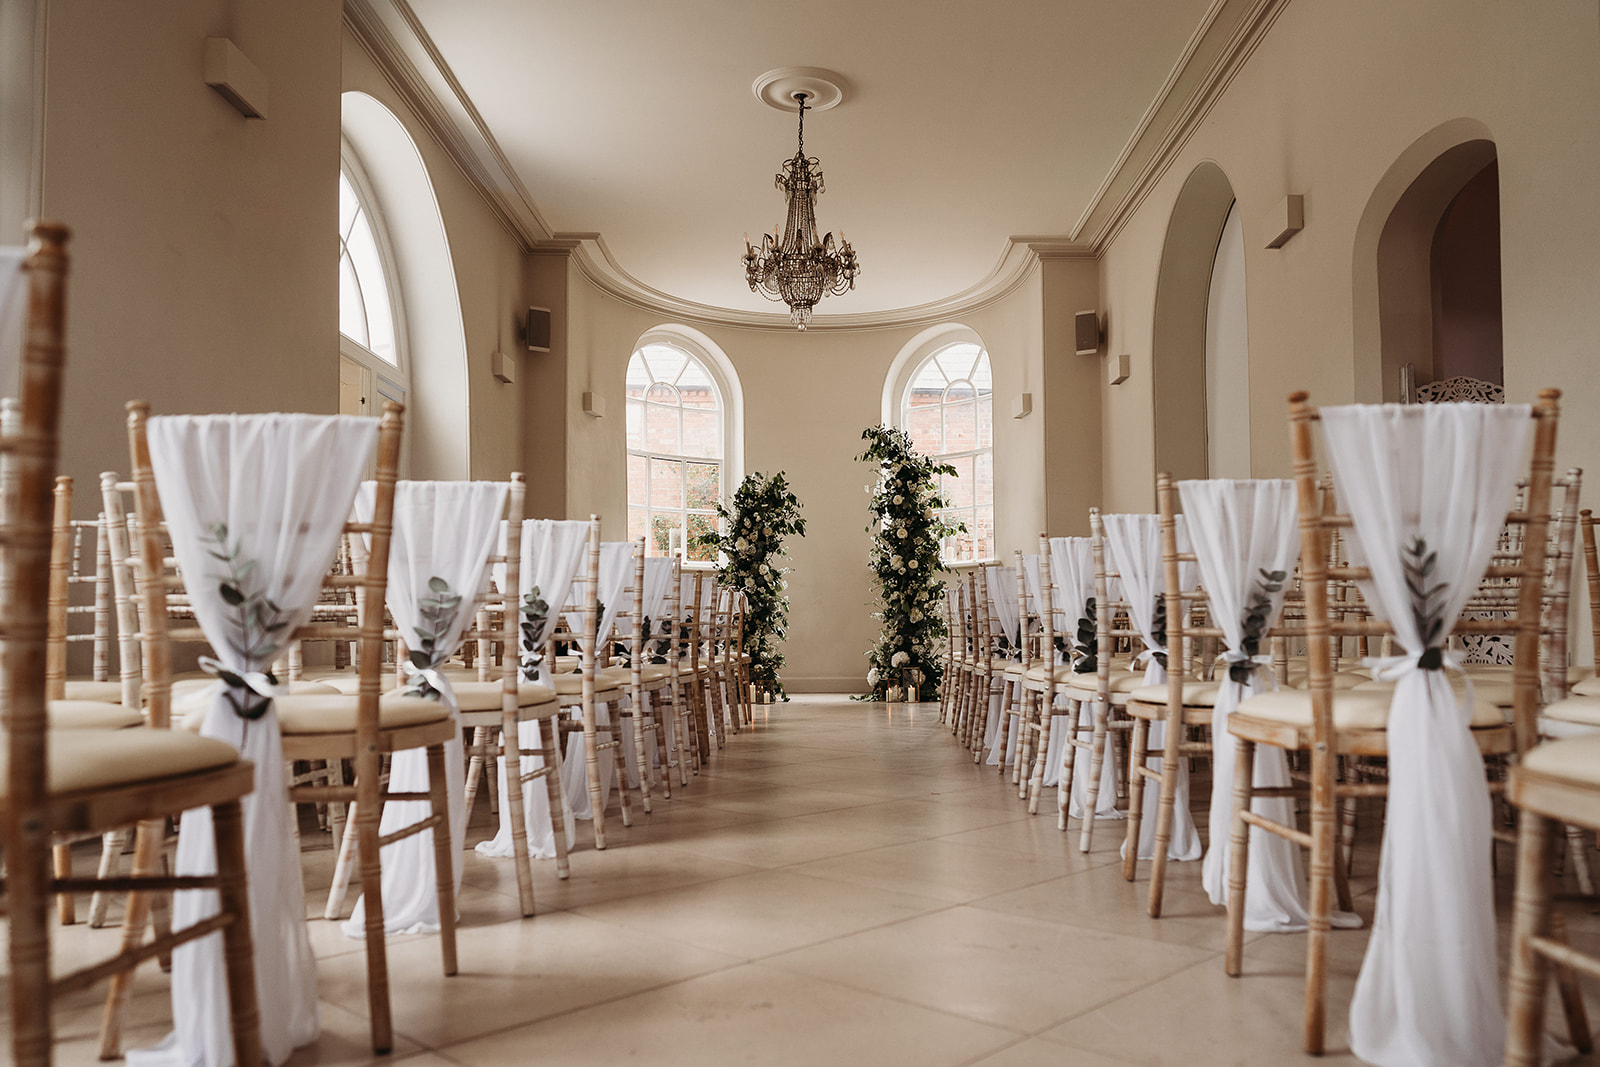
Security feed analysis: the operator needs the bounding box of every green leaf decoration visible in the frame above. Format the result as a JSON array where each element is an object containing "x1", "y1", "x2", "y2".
[
  {"x1": 1402, "y1": 535, "x2": 1450, "y2": 670},
  {"x1": 219, "y1": 583, "x2": 245, "y2": 606}
]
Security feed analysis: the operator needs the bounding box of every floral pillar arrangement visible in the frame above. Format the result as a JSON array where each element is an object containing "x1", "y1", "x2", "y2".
[
  {"x1": 856, "y1": 426, "x2": 962, "y2": 701},
  {"x1": 695, "y1": 471, "x2": 806, "y2": 701}
]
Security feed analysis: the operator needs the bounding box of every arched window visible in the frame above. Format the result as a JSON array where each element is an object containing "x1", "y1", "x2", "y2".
[
  {"x1": 626, "y1": 340, "x2": 726, "y2": 562},
  {"x1": 337, "y1": 153, "x2": 408, "y2": 425},
  {"x1": 901, "y1": 341, "x2": 993, "y2": 562}
]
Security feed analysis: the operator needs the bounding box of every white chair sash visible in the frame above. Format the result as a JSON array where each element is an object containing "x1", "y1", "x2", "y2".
[
  {"x1": 1180, "y1": 479, "x2": 1330, "y2": 931},
  {"x1": 1043, "y1": 537, "x2": 1117, "y2": 816},
  {"x1": 1324, "y1": 402, "x2": 1531, "y2": 1067},
  {"x1": 1101, "y1": 513, "x2": 1202, "y2": 861},
  {"x1": 130, "y1": 414, "x2": 377, "y2": 1067},
  {"x1": 987, "y1": 565, "x2": 1020, "y2": 646},
  {"x1": 477, "y1": 519, "x2": 590, "y2": 861},
  {"x1": 641, "y1": 556, "x2": 674, "y2": 625},
  {"x1": 342, "y1": 481, "x2": 507, "y2": 938}
]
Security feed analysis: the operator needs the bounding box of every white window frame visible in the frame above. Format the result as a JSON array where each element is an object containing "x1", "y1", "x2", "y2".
[
  {"x1": 625, "y1": 328, "x2": 743, "y2": 567},
  {"x1": 338, "y1": 144, "x2": 410, "y2": 433},
  {"x1": 888, "y1": 330, "x2": 995, "y2": 565}
]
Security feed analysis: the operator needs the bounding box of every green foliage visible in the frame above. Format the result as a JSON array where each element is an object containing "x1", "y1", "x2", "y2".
[
  {"x1": 1403, "y1": 536, "x2": 1449, "y2": 670},
  {"x1": 1148, "y1": 595, "x2": 1169, "y2": 670},
  {"x1": 519, "y1": 586, "x2": 550, "y2": 681},
  {"x1": 856, "y1": 426, "x2": 963, "y2": 701},
  {"x1": 1073, "y1": 597, "x2": 1098, "y2": 674},
  {"x1": 1230, "y1": 569, "x2": 1286, "y2": 684},
  {"x1": 204, "y1": 522, "x2": 287, "y2": 721},
  {"x1": 406, "y1": 575, "x2": 462, "y2": 699},
  {"x1": 694, "y1": 471, "x2": 807, "y2": 698}
]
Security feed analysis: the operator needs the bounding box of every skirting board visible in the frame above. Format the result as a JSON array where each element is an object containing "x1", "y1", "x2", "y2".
[{"x1": 781, "y1": 676, "x2": 871, "y2": 695}]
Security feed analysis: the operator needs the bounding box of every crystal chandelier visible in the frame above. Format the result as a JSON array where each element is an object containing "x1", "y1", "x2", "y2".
[{"x1": 742, "y1": 93, "x2": 859, "y2": 330}]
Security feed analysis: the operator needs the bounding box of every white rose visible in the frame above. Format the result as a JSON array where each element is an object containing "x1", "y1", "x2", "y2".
[
  {"x1": 910, "y1": 609, "x2": 923, "y2": 622},
  {"x1": 909, "y1": 560, "x2": 918, "y2": 569},
  {"x1": 893, "y1": 495, "x2": 904, "y2": 505},
  {"x1": 892, "y1": 651, "x2": 910, "y2": 667},
  {"x1": 896, "y1": 528, "x2": 907, "y2": 539},
  {"x1": 867, "y1": 667, "x2": 880, "y2": 686}
]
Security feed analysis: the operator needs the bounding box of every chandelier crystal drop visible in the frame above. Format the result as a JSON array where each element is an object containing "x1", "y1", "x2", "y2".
[{"x1": 742, "y1": 93, "x2": 859, "y2": 330}]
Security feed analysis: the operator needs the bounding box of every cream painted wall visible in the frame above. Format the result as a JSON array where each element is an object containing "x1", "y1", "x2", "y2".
[
  {"x1": 38, "y1": 0, "x2": 342, "y2": 506},
  {"x1": 340, "y1": 31, "x2": 525, "y2": 482},
  {"x1": 551, "y1": 266, "x2": 1049, "y2": 691},
  {"x1": 1098, "y1": 0, "x2": 1600, "y2": 512}
]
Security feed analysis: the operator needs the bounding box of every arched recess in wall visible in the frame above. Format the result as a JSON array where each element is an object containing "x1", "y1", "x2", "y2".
[
  {"x1": 1352, "y1": 119, "x2": 1499, "y2": 402},
  {"x1": 1151, "y1": 162, "x2": 1239, "y2": 483},
  {"x1": 340, "y1": 91, "x2": 471, "y2": 479}
]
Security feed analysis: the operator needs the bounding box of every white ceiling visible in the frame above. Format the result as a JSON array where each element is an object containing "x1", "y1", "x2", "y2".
[{"x1": 407, "y1": 0, "x2": 1216, "y2": 319}]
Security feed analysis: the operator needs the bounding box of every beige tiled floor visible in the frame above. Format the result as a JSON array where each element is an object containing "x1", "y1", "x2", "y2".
[{"x1": 15, "y1": 695, "x2": 1600, "y2": 1065}]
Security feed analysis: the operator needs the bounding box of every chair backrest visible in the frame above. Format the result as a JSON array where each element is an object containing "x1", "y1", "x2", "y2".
[
  {"x1": 45, "y1": 475, "x2": 116, "y2": 697},
  {"x1": 97, "y1": 472, "x2": 144, "y2": 708},
  {"x1": 1088, "y1": 510, "x2": 1144, "y2": 678},
  {"x1": 127, "y1": 402, "x2": 403, "y2": 733},
  {"x1": 1287, "y1": 390, "x2": 1559, "y2": 754},
  {"x1": 4, "y1": 219, "x2": 71, "y2": 839}
]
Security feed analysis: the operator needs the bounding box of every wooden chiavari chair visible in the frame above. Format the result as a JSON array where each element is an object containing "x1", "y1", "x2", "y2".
[
  {"x1": 1224, "y1": 391, "x2": 1559, "y2": 1055},
  {"x1": 4, "y1": 222, "x2": 262, "y2": 1067},
  {"x1": 992, "y1": 551, "x2": 1033, "y2": 779}
]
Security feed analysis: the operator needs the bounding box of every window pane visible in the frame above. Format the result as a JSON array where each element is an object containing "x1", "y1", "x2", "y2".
[
  {"x1": 627, "y1": 452, "x2": 647, "y2": 507},
  {"x1": 905, "y1": 403, "x2": 941, "y2": 454},
  {"x1": 345, "y1": 211, "x2": 395, "y2": 364},
  {"x1": 676, "y1": 359, "x2": 718, "y2": 408},
  {"x1": 685, "y1": 462, "x2": 719, "y2": 509},
  {"x1": 338, "y1": 253, "x2": 367, "y2": 346},
  {"x1": 681, "y1": 407, "x2": 718, "y2": 459},
  {"x1": 643, "y1": 383, "x2": 681, "y2": 454},
  {"x1": 649, "y1": 514, "x2": 679, "y2": 558},
  {"x1": 686, "y1": 514, "x2": 717, "y2": 562},
  {"x1": 944, "y1": 396, "x2": 977, "y2": 453},
  {"x1": 942, "y1": 455, "x2": 975, "y2": 510},
  {"x1": 975, "y1": 450, "x2": 993, "y2": 511},
  {"x1": 650, "y1": 458, "x2": 682, "y2": 509},
  {"x1": 977, "y1": 392, "x2": 994, "y2": 449},
  {"x1": 625, "y1": 398, "x2": 645, "y2": 450},
  {"x1": 640, "y1": 343, "x2": 686, "y2": 385},
  {"x1": 625, "y1": 353, "x2": 652, "y2": 391},
  {"x1": 628, "y1": 506, "x2": 648, "y2": 546},
  {"x1": 338, "y1": 173, "x2": 360, "y2": 238},
  {"x1": 974, "y1": 506, "x2": 995, "y2": 560}
]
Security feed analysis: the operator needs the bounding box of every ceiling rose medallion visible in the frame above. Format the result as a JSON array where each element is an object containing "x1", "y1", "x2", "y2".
[{"x1": 743, "y1": 68, "x2": 859, "y2": 330}]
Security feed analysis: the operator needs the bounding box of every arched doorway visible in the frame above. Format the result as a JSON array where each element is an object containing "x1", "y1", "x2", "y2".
[
  {"x1": 1352, "y1": 120, "x2": 1500, "y2": 402},
  {"x1": 1152, "y1": 162, "x2": 1241, "y2": 482}
]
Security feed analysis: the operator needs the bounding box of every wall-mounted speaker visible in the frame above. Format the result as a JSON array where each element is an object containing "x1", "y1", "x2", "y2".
[
  {"x1": 1074, "y1": 310, "x2": 1101, "y2": 355},
  {"x1": 525, "y1": 306, "x2": 552, "y2": 352}
]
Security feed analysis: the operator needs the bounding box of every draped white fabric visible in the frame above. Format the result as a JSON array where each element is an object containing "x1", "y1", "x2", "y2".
[
  {"x1": 1322, "y1": 403, "x2": 1531, "y2": 1067},
  {"x1": 988, "y1": 566, "x2": 1019, "y2": 645},
  {"x1": 0, "y1": 246, "x2": 24, "y2": 398},
  {"x1": 477, "y1": 519, "x2": 589, "y2": 860},
  {"x1": 559, "y1": 540, "x2": 635, "y2": 817},
  {"x1": 1180, "y1": 479, "x2": 1324, "y2": 931},
  {"x1": 1050, "y1": 536, "x2": 1120, "y2": 820},
  {"x1": 130, "y1": 414, "x2": 377, "y2": 1067},
  {"x1": 1101, "y1": 513, "x2": 1202, "y2": 862},
  {"x1": 342, "y1": 481, "x2": 507, "y2": 938},
  {"x1": 641, "y1": 557, "x2": 674, "y2": 623}
]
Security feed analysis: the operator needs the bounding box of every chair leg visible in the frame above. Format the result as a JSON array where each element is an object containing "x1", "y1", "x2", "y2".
[
  {"x1": 1123, "y1": 717, "x2": 1150, "y2": 882},
  {"x1": 497, "y1": 717, "x2": 537, "y2": 915},
  {"x1": 541, "y1": 721, "x2": 572, "y2": 879},
  {"x1": 631, "y1": 699, "x2": 654, "y2": 814},
  {"x1": 97, "y1": 816, "x2": 164, "y2": 1059},
  {"x1": 1550, "y1": 911, "x2": 1594, "y2": 1054},
  {"x1": 210, "y1": 797, "x2": 263, "y2": 1067},
  {"x1": 1303, "y1": 743, "x2": 1336, "y2": 1056},
  {"x1": 1057, "y1": 698, "x2": 1081, "y2": 832},
  {"x1": 583, "y1": 700, "x2": 608, "y2": 850},
  {"x1": 1565, "y1": 823, "x2": 1597, "y2": 896},
  {"x1": 1026, "y1": 693, "x2": 1054, "y2": 815},
  {"x1": 463, "y1": 725, "x2": 490, "y2": 820},
  {"x1": 1015, "y1": 692, "x2": 1037, "y2": 795},
  {"x1": 1224, "y1": 739, "x2": 1255, "y2": 977},
  {"x1": 1081, "y1": 699, "x2": 1112, "y2": 852},
  {"x1": 1147, "y1": 708, "x2": 1185, "y2": 918},
  {"x1": 87, "y1": 829, "x2": 128, "y2": 927},
  {"x1": 425, "y1": 742, "x2": 459, "y2": 976},
  {"x1": 355, "y1": 751, "x2": 394, "y2": 1054},
  {"x1": 324, "y1": 800, "x2": 361, "y2": 920},
  {"x1": 53, "y1": 842, "x2": 76, "y2": 924},
  {"x1": 1506, "y1": 807, "x2": 1556, "y2": 1067}
]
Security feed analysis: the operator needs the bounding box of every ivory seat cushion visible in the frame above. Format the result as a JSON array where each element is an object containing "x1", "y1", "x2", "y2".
[
  {"x1": 1541, "y1": 696, "x2": 1600, "y2": 728},
  {"x1": 1352, "y1": 676, "x2": 1516, "y2": 707},
  {"x1": 273, "y1": 692, "x2": 450, "y2": 735},
  {"x1": 1129, "y1": 680, "x2": 1221, "y2": 707},
  {"x1": 176, "y1": 680, "x2": 341, "y2": 723},
  {"x1": 636, "y1": 664, "x2": 671, "y2": 684},
  {"x1": 48, "y1": 700, "x2": 144, "y2": 731},
  {"x1": 451, "y1": 680, "x2": 558, "y2": 711},
  {"x1": 550, "y1": 672, "x2": 624, "y2": 697},
  {"x1": 1061, "y1": 670, "x2": 1144, "y2": 695},
  {"x1": 0, "y1": 729, "x2": 239, "y2": 798},
  {"x1": 1572, "y1": 675, "x2": 1600, "y2": 698},
  {"x1": 1522, "y1": 732, "x2": 1600, "y2": 786},
  {"x1": 61, "y1": 680, "x2": 126, "y2": 704},
  {"x1": 1282, "y1": 671, "x2": 1369, "y2": 691},
  {"x1": 1235, "y1": 687, "x2": 1505, "y2": 731}
]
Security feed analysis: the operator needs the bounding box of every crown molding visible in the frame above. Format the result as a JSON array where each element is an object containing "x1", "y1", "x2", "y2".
[
  {"x1": 344, "y1": 0, "x2": 552, "y2": 249},
  {"x1": 1071, "y1": 0, "x2": 1292, "y2": 252},
  {"x1": 346, "y1": 0, "x2": 1290, "y2": 330}
]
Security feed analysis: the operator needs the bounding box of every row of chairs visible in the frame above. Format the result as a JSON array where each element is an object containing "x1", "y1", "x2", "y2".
[
  {"x1": 1, "y1": 222, "x2": 760, "y2": 1067},
  {"x1": 939, "y1": 387, "x2": 1600, "y2": 1063}
]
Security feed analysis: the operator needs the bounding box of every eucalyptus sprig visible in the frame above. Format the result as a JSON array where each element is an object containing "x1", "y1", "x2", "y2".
[
  {"x1": 694, "y1": 470, "x2": 807, "y2": 699},
  {"x1": 856, "y1": 425, "x2": 964, "y2": 701},
  {"x1": 1148, "y1": 595, "x2": 1169, "y2": 670},
  {"x1": 519, "y1": 586, "x2": 550, "y2": 682},
  {"x1": 1403, "y1": 536, "x2": 1450, "y2": 669},
  {"x1": 1230, "y1": 569, "x2": 1286, "y2": 684},
  {"x1": 407, "y1": 576, "x2": 461, "y2": 700},
  {"x1": 1072, "y1": 597, "x2": 1098, "y2": 674},
  {"x1": 204, "y1": 522, "x2": 289, "y2": 721}
]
